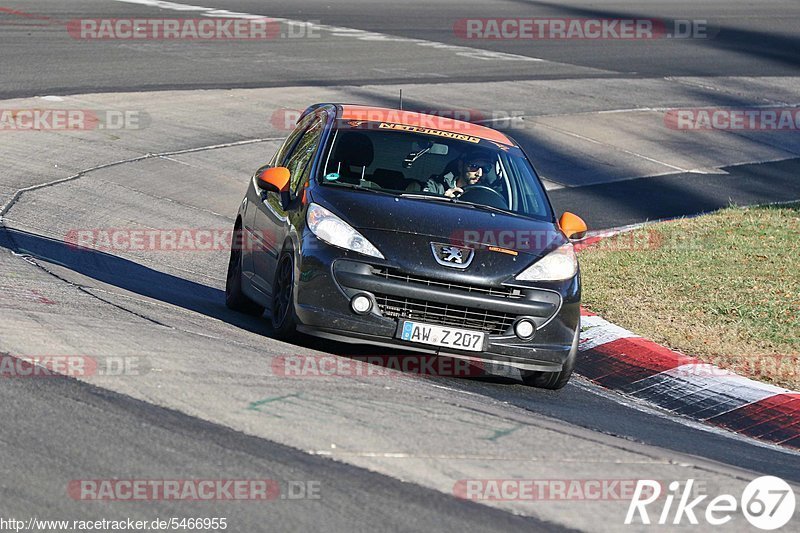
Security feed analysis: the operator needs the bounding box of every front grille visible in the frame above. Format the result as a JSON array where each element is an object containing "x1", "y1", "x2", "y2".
[
  {"x1": 374, "y1": 293, "x2": 516, "y2": 335},
  {"x1": 375, "y1": 268, "x2": 522, "y2": 299}
]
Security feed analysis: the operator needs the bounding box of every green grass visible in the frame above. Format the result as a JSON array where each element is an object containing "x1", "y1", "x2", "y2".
[{"x1": 578, "y1": 202, "x2": 800, "y2": 389}]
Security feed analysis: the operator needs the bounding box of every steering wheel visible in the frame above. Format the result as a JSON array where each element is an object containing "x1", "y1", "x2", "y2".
[{"x1": 458, "y1": 185, "x2": 508, "y2": 210}]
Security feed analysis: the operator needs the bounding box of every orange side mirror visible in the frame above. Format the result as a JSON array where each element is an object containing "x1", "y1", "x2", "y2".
[
  {"x1": 256, "y1": 166, "x2": 291, "y2": 193},
  {"x1": 559, "y1": 212, "x2": 588, "y2": 240}
]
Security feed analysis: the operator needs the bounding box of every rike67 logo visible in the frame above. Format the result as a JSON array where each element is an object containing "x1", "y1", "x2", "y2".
[{"x1": 626, "y1": 477, "x2": 795, "y2": 530}]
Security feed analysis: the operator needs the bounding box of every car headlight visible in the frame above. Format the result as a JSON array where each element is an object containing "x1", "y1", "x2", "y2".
[
  {"x1": 515, "y1": 243, "x2": 578, "y2": 281},
  {"x1": 307, "y1": 203, "x2": 384, "y2": 259}
]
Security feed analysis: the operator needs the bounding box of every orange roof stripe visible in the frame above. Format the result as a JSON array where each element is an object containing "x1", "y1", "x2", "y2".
[{"x1": 340, "y1": 105, "x2": 514, "y2": 146}]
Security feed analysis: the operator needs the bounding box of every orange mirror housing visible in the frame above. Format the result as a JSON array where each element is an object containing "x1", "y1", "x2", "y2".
[
  {"x1": 559, "y1": 212, "x2": 588, "y2": 240},
  {"x1": 256, "y1": 166, "x2": 291, "y2": 193}
]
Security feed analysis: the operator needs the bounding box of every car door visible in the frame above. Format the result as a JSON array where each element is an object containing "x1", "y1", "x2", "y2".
[
  {"x1": 249, "y1": 112, "x2": 326, "y2": 295},
  {"x1": 242, "y1": 118, "x2": 307, "y2": 282}
]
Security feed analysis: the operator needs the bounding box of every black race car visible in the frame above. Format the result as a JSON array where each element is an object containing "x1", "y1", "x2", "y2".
[{"x1": 226, "y1": 103, "x2": 588, "y2": 388}]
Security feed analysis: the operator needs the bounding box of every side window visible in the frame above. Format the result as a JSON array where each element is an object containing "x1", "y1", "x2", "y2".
[
  {"x1": 503, "y1": 152, "x2": 546, "y2": 217},
  {"x1": 272, "y1": 128, "x2": 303, "y2": 167},
  {"x1": 284, "y1": 116, "x2": 325, "y2": 194},
  {"x1": 273, "y1": 113, "x2": 319, "y2": 167}
]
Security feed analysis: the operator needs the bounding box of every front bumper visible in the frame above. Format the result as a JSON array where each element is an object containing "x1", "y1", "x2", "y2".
[{"x1": 294, "y1": 238, "x2": 580, "y2": 372}]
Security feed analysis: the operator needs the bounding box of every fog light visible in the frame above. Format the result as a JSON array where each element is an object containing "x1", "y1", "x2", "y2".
[
  {"x1": 514, "y1": 319, "x2": 535, "y2": 340},
  {"x1": 351, "y1": 294, "x2": 372, "y2": 315}
]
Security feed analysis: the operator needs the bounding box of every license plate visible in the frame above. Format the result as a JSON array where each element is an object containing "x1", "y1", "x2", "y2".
[{"x1": 399, "y1": 321, "x2": 485, "y2": 352}]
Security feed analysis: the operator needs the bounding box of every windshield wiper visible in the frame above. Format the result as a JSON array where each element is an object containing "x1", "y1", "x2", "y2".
[
  {"x1": 322, "y1": 181, "x2": 394, "y2": 195},
  {"x1": 456, "y1": 201, "x2": 510, "y2": 216},
  {"x1": 400, "y1": 193, "x2": 515, "y2": 215},
  {"x1": 399, "y1": 193, "x2": 456, "y2": 202},
  {"x1": 400, "y1": 193, "x2": 511, "y2": 215}
]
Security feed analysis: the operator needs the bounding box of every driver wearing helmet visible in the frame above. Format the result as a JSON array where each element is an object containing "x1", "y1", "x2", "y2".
[{"x1": 423, "y1": 149, "x2": 494, "y2": 198}]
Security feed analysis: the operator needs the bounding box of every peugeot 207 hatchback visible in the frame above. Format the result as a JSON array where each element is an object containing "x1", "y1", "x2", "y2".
[{"x1": 226, "y1": 103, "x2": 588, "y2": 389}]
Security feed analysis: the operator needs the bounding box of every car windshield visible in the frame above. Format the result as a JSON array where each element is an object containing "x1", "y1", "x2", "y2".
[{"x1": 317, "y1": 121, "x2": 553, "y2": 221}]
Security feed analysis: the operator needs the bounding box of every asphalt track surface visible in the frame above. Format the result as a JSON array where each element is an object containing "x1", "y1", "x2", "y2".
[
  {"x1": 1, "y1": 1, "x2": 799, "y2": 531},
  {"x1": 2, "y1": 0, "x2": 799, "y2": 95}
]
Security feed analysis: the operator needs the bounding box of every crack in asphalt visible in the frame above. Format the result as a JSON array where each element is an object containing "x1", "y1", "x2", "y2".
[{"x1": 0, "y1": 136, "x2": 282, "y2": 220}]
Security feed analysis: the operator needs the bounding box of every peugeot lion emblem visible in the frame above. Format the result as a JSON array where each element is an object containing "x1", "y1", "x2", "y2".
[{"x1": 430, "y1": 242, "x2": 474, "y2": 269}]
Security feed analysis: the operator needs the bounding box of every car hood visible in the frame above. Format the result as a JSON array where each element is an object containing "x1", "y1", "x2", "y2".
[{"x1": 311, "y1": 186, "x2": 565, "y2": 262}]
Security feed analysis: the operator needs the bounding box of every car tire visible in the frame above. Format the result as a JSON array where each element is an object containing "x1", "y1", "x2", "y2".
[
  {"x1": 271, "y1": 247, "x2": 298, "y2": 340},
  {"x1": 225, "y1": 225, "x2": 265, "y2": 316},
  {"x1": 521, "y1": 322, "x2": 580, "y2": 390}
]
